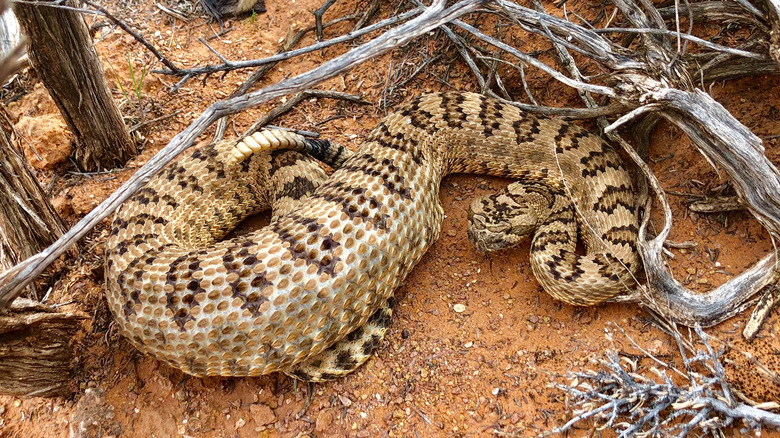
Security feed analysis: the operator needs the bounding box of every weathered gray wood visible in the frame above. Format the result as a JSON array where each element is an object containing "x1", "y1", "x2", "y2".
[
  {"x1": 0, "y1": 0, "x2": 485, "y2": 309},
  {"x1": 689, "y1": 196, "x2": 744, "y2": 213},
  {"x1": 0, "y1": 113, "x2": 65, "y2": 276},
  {"x1": 603, "y1": 77, "x2": 780, "y2": 327},
  {"x1": 0, "y1": 299, "x2": 83, "y2": 397},
  {"x1": 12, "y1": 0, "x2": 136, "y2": 171}
]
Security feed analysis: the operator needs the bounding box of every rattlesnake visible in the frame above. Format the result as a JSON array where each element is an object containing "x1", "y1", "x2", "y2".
[{"x1": 105, "y1": 92, "x2": 639, "y2": 379}]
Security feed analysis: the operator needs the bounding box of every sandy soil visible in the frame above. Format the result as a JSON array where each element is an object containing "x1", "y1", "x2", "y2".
[{"x1": 1, "y1": 0, "x2": 780, "y2": 436}]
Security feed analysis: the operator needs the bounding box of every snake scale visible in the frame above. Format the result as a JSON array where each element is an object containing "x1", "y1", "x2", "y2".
[{"x1": 105, "y1": 92, "x2": 639, "y2": 379}]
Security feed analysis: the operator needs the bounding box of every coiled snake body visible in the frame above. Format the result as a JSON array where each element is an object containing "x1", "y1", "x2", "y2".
[{"x1": 105, "y1": 92, "x2": 639, "y2": 379}]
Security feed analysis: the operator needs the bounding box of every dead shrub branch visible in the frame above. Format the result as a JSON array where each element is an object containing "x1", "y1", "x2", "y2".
[
  {"x1": 2, "y1": 0, "x2": 780, "y2": 431},
  {"x1": 2, "y1": 0, "x2": 779, "y2": 336},
  {"x1": 550, "y1": 323, "x2": 780, "y2": 436},
  {"x1": 0, "y1": 0, "x2": 485, "y2": 307}
]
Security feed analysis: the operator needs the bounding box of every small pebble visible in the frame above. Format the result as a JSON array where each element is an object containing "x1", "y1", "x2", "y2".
[
  {"x1": 249, "y1": 404, "x2": 276, "y2": 426},
  {"x1": 315, "y1": 410, "x2": 333, "y2": 433},
  {"x1": 453, "y1": 304, "x2": 466, "y2": 313}
]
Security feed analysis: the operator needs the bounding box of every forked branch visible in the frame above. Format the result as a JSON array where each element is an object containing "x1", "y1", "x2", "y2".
[
  {"x1": 3, "y1": 0, "x2": 780, "y2": 340},
  {"x1": 0, "y1": 0, "x2": 487, "y2": 308},
  {"x1": 476, "y1": 0, "x2": 780, "y2": 328}
]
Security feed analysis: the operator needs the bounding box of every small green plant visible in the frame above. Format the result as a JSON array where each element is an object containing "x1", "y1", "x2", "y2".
[
  {"x1": 126, "y1": 53, "x2": 148, "y2": 101},
  {"x1": 108, "y1": 53, "x2": 147, "y2": 104},
  {"x1": 245, "y1": 10, "x2": 257, "y2": 24},
  {"x1": 105, "y1": 58, "x2": 129, "y2": 103},
  {"x1": 105, "y1": 53, "x2": 149, "y2": 121}
]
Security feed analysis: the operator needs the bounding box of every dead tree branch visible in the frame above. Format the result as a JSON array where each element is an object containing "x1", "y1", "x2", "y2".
[
  {"x1": 242, "y1": 90, "x2": 368, "y2": 136},
  {"x1": 214, "y1": 11, "x2": 362, "y2": 140},
  {"x1": 606, "y1": 81, "x2": 780, "y2": 326},
  {"x1": 154, "y1": 7, "x2": 424, "y2": 81},
  {"x1": 0, "y1": 0, "x2": 486, "y2": 309},
  {"x1": 81, "y1": 0, "x2": 183, "y2": 74}
]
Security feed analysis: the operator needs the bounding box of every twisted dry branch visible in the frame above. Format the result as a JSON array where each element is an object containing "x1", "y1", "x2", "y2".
[
  {"x1": 0, "y1": 0, "x2": 487, "y2": 309},
  {"x1": 3, "y1": 0, "x2": 780, "y2": 333},
  {"x1": 609, "y1": 82, "x2": 780, "y2": 326},
  {"x1": 477, "y1": 0, "x2": 780, "y2": 328}
]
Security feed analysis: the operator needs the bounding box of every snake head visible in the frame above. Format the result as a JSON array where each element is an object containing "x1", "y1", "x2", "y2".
[{"x1": 467, "y1": 194, "x2": 537, "y2": 252}]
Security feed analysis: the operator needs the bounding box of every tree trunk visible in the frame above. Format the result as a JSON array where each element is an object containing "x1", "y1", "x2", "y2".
[
  {"x1": 0, "y1": 110, "x2": 78, "y2": 398},
  {"x1": 12, "y1": 0, "x2": 136, "y2": 171},
  {"x1": 0, "y1": 113, "x2": 65, "y2": 278},
  {"x1": 0, "y1": 299, "x2": 82, "y2": 397}
]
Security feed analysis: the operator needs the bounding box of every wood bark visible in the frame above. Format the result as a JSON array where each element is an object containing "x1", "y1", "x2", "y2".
[
  {"x1": 0, "y1": 109, "x2": 75, "y2": 398},
  {"x1": 12, "y1": 0, "x2": 136, "y2": 171},
  {"x1": 0, "y1": 113, "x2": 65, "y2": 277},
  {"x1": 0, "y1": 299, "x2": 82, "y2": 397}
]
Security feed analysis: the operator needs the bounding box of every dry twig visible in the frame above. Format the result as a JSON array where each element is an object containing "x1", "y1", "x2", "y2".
[
  {"x1": 242, "y1": 90, "x2": 368, "y2": 136},
  {"x1": 0, "y1": 0, "x2": 486, "y2": 308},
  {"x1": 155, "y1": 7, "x2": 425, "y2": 86},
  {"x1": 550, "y1": 323, "x2": 780, "y2": 436}
]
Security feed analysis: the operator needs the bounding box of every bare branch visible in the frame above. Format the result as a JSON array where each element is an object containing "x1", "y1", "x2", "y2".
[
  {"x1": 596, "y1": 27, "x2": 767, "y2": 60},
  {"x1": 551, "y1": 322, "x2": 780, "y2": 435},
  {"x1": 152, "y1": 7, "x2": 424, "y2": 79},
  {"x1": 81, "y1": 0, "x2": 183, "y2": 74},
  {"x1": 0, "y1": 0, "x2": 486, "y2": 308},
  {"x1": 213, "y1": 11, "x2": 362, "y2": 139},
  {"x1": 453, "y1": 20, "x2": 616, "y2": 96},
  {"x1": 656, "y1": 1, "x2": 765, "y2": 26},
  {"x1": 494, "y1": 0, "x2": 644, "y2": 71},
  {"x1": 688, "y1": 196, "x2": 744, "y2": 213},
  {"x1": 242, "y1": 90, "x2": 368, "y2": 136},
  {"x1": 609, "y1": 77, "x2": 780, "y2": 326}
]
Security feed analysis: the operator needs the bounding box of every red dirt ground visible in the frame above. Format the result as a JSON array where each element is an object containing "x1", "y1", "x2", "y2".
[{"x1": 1, "y1": 0, "x2": 780, "y2": 436}]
